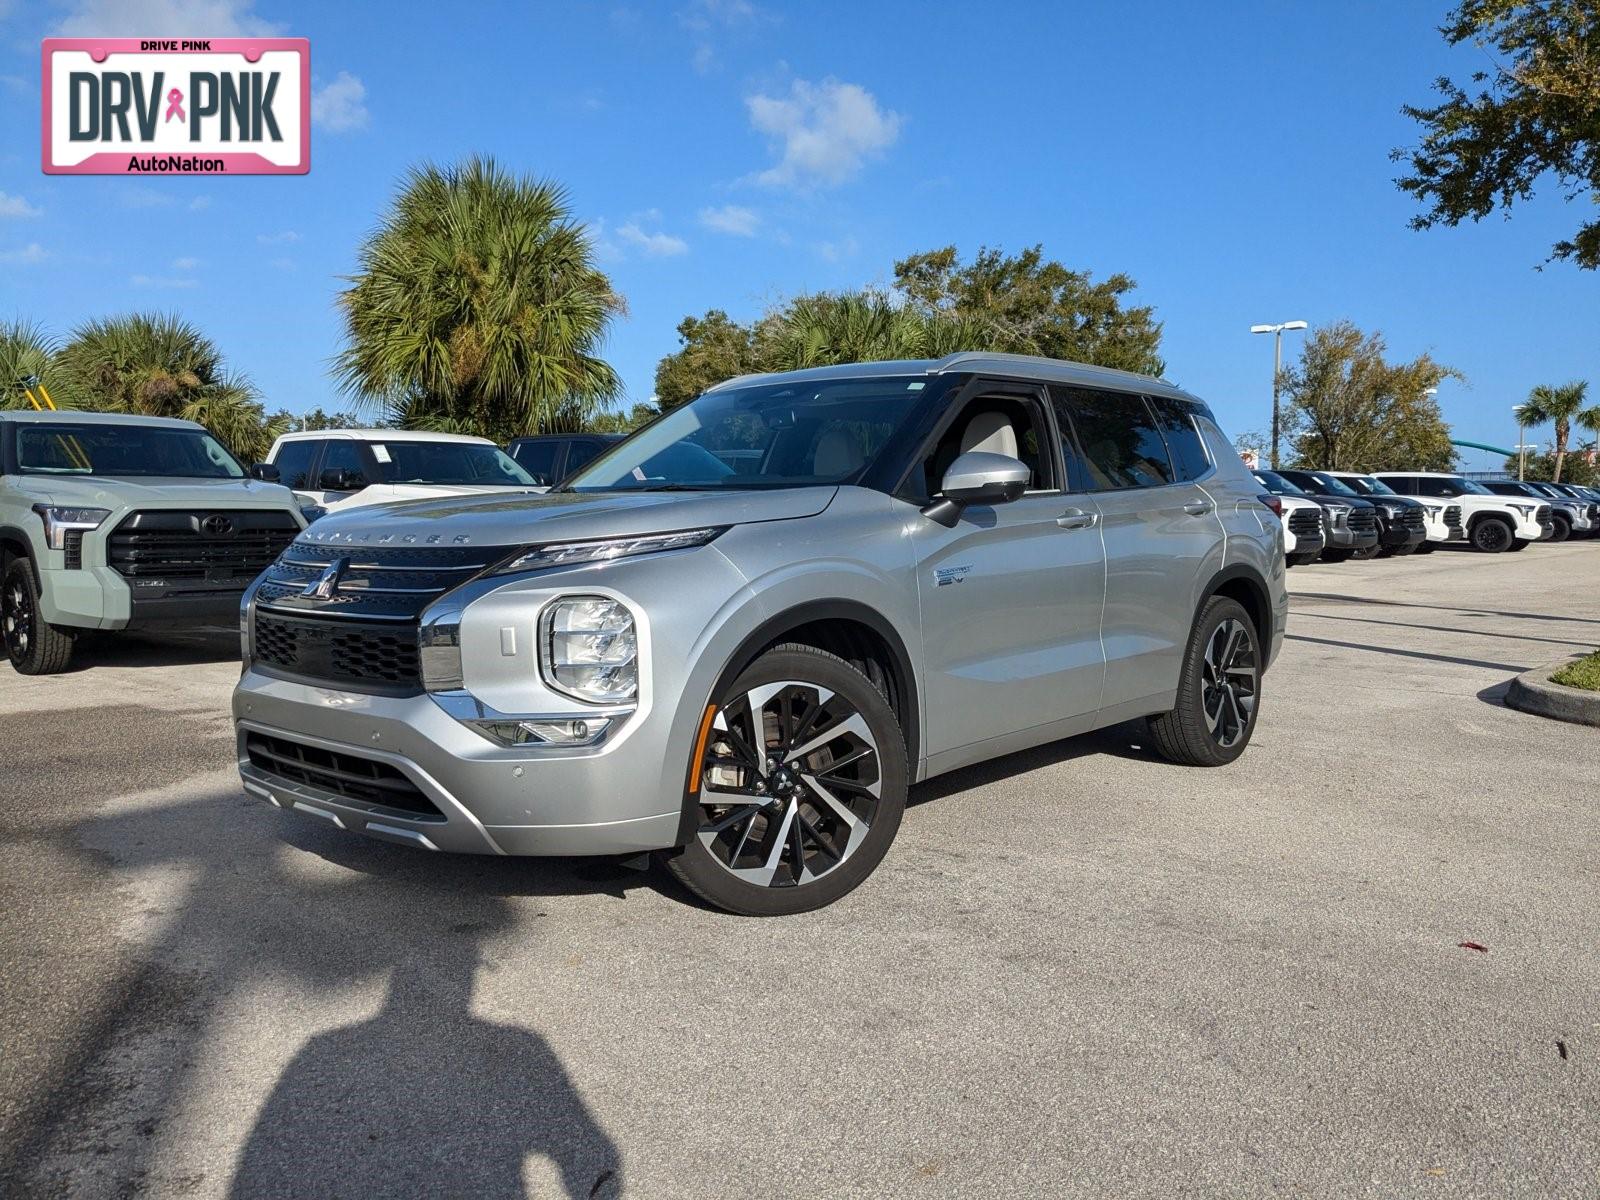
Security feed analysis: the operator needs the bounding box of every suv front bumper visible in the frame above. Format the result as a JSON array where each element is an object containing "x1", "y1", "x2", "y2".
[{"x1": 233, "y1": 668, "x2": 683, "y2": 857}]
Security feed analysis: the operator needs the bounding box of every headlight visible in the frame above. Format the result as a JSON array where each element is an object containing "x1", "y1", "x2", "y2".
[
  {"x1": 1325, "y1": 504, "x2": 1349, "y2": 525},
  {"x1": 1508, "y1": 503, "x2": 1536, "y2": 515},
  {"x1": 32, "y1": 504, "x2": 110, "y2": 550},
  {"x1": 494, "y1": 528, "x2": 721, "y2": 575},
  {"x1": 540, "y1": 595, "x2": 638, "y2": 703},
  {"x1": 1382, "y1": 504, "x2": 1403, "y2": 518}
]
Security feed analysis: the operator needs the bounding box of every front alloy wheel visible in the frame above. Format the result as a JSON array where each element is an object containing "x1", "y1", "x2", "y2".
[
  {"x1": 1148, "y1": 596, "x2": 1261, "y2": 767},
  {"x1": 2, "y1": 560, "x2": 75, "y2": 675},
  {"x1": 665, "y1": 644, "x2": 907, "y2": 915}
]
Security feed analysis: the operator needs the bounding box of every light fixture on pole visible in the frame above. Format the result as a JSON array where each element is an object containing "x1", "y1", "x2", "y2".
[
  {"x1": 1513, "y1": 403, "x2": 1529, "y2": 481},
  {"x1": 1250, "y1": 321, "x2": 1308, "y2": 468}
]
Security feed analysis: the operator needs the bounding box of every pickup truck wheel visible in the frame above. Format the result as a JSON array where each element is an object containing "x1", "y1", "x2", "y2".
[
  {"x1": 1470, "y1": 517, "x2": 1513, "y2": 553},
  {"x1": 1414, "y1": 542, "x2": 1435, "y2": 554},
  {"x1": 1349, "y1": 544, "x2": 1382, "y2": 560},
  {"x1": 1507, "y1": 538, "x2": 1530, "y2": 552},
  {"x1": 666, "y1": 644, "x2": 908, "y2": 916},
  {"x1": 1147, "y1": 597, "x2": 1260, "y2": 768},
  {"x1": 1320, "y1": 549, "x2": 1354, "y2": 563},
  {"x1": 2, "y1": 560, "x2": 75, "y2": 675},
  {"x1": 1548, "y1": 516, "x2": 1570, "y2": 542}
]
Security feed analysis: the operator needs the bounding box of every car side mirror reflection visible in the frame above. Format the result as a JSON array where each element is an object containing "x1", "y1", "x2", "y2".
[
  {"x1": 249, "y1": 462, "x2": 281, "y2": 482},
  {"x1": 921, "y1": 450, "x2": 1031, "y2": 528},
  {"x1": 318, "y1": 467, "x2": 365, "y2": 491}
]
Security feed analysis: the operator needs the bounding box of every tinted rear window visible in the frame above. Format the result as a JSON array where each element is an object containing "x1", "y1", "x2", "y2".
[
  {"x1": 1053, "y1": 387, "x2": 1174, "y2": 490},
  {"x1": 1148, "y1": 396, "x2": 1211, "y2": 482}
]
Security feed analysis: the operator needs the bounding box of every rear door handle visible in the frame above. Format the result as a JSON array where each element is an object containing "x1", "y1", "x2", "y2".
[
  {"x1": 1183, "y1": 499, "x2": 1215, "y2": 516},
  {"x1": 1056, "y1": 507, "x2": 1098, "y2": 530}
]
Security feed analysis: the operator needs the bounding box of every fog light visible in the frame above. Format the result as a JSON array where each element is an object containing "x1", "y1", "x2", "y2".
[{"x1": 473, "y1": 717, "x2": 612, "y2": 747}]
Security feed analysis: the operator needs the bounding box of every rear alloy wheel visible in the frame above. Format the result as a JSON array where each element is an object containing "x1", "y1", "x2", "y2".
[
  {"x1": 1507, "y1": 538, "x2": 1530, "y2": 552},
  {"x1": 2, "y1": 559, "x2": 75, "y2": 675},
  {"x1": 1470, "y1": 517, "x2": 1514, "y2": 553},
  {"x1": 665, "y1": 644, "x2": 908, "y2": 916},
  {"x1": 1148, "y1": 596, "x2": 1261, "y2": 767},
  {"x1": 1549, "y1": 516, "x2": 1570, "y2": 543}
]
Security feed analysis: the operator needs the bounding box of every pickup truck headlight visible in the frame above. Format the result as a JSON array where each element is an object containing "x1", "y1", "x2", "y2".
[
  {"x1": 32, "y1": 505, "x2": 110, "y2": 550},
  {"x1": 494, "y1": 528, "x2": 721, "y2": 575},
  {"x1": 1507, "y1": 503, "x2": 1536, "y2": 515},
  {"x1": 541, "y1": 596, "x2": 638, "y2": 703}
]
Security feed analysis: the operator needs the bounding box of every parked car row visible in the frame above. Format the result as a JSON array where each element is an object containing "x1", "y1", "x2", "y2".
[{"x1": 1252, "y1": 465, "x2": 1599, "y2": 566}]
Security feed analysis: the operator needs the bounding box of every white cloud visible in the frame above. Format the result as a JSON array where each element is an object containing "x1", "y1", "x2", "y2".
[
  {"x1": 55, "y1": 0, "x2": 282, "y2": 36},
  {"x1": 257, "y1": 230, "x2": 301, "y2": 244},
  {"x1": 616, "y1": 221, "x2": 688, "y2": 257},
  {"x1": 698, "y1": 204, "x2": 759, "y2": 237},
  {"x1": 746, "y1": 77, "x2": 901, "y2": 187},
  {"x1": 131, "y1": 273, "x2": 198, "y2": 288},
  {"x1": 0, "y1": 243, "x2": 47, "y2": 264},
  {"x1": 312, "y1": 71, "x2": 369, "y2": 134},
  {"x1": 189, "y1": 195, "x2": 211, "y2": 211},
  {"x1": 815, "y1": 236, "x2": 859, "y2": 263},
  {"x1": 678, "y1": 0, "x2": 767, "y2": 73},
  {"x1": 171, "y1": 256, "x2": 200, "y2": 270},
  {"x1": 0, "y1": 191, "x2": 41, "y2": 218}
]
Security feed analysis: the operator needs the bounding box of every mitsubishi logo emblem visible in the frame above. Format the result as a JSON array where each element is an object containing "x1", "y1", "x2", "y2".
[{"x1": 302, "y1": 557, "x2": 349, "y2": 600}]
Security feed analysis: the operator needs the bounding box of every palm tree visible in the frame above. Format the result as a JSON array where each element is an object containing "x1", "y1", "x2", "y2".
[
  {"x1": 1577, "y1": 403, "x2": 1600, "y2": 458},
  {"x1": 335, "y1": 157, "x2": 622, "y2": 440},
  {"x1": 53, "y1": 313, "x2": 285, "y2": 461},
  {"x1": 761, "y1": 291, "x2": 984, "y2": 372},
  {"x1": 0, "y1": 319, "x2": 65, "y2": 410},
  {"x1": 1518, "y1": 381, "x2": 1590, "y2": 482}
]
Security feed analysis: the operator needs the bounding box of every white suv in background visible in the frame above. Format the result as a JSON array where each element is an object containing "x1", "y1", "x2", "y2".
[
  {"x1": 260, "y1": 430, "x2": 544, "y2": 518},
  {"x1": 1323, "y1": 470, "x2": 1452, "y2": 552},
  {"x1": 1374, "y1": 471, "x2": 1550, "y2": 553}
]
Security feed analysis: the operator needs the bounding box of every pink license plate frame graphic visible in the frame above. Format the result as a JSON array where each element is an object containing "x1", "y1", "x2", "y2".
[{"x1": 42, "y1": 38, "x2": 310, "y2": 175}]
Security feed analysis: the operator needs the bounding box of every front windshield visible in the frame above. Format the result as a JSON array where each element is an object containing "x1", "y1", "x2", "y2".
[
  {"x1": 1448, "y1": 476, "x2": 1492, "y2": 495},
  {"x1": 1308, "y1": 472, "x2": 1360, "y2": 498},
  {"x1": 16, "y1": 422, "x2": 244, "y2": 478},
  {"x1": 1351, "y1": 475, "x2": 1397, "y2": 496},
  {"x1": 372, "y1": 441, "x2": 535, "y2": 487},
  {"x1": 564, "y1": 375, "x2": 943, "y2": 492},
  {"x1": 1253, "y1": 470, "x2": 1305, "y2": 495}
]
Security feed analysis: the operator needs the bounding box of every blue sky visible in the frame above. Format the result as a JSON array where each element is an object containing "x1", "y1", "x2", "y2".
[{"x1": 0, "y1": 0, "x2": 1594, "y2": 467}]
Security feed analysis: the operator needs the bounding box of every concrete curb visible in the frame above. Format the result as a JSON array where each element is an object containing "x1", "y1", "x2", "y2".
[{"x1": 1505, "y1": 655, "x2": 1600, "y2": 728}]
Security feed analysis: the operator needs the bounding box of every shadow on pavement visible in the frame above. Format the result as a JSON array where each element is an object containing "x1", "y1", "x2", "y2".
[
  {"x1": 910, "y1": 720, "x2": 1159, "y2": 807},
  {"x1": 4, "y1": 791, "x2": 631, "y2": 1198},
  {"x1": 67, "y1": 627, "x2": 242, "y2": 670},
  {"x1": 1292, "y1": 591, "x2": 1600, "y2": 627}
]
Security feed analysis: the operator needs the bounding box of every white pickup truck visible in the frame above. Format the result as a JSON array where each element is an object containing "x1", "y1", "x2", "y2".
[{"x1": 1374, "y1": 472, "x2": 1551, "y2": 553}]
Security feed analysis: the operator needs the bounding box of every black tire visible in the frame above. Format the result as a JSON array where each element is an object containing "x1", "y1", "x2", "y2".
[
  {"x1": 1388, "y1": 542, "x2": 1419, "y2": 556},
  {"x1": 1285, "y1": 552, "x2": 1319, "y2": 568},
  {"x1": 1147, "y1": 597, "x2": 1262, "y2": 768},
  {"x1": 1507, "y1": 538, "x2": 1530, "y2": 552},
  {"x1": 1549, "y1": 516, "x2": 1570, "y2": 543},
  {"x1": 1349, "y1": 544, "x2": 1382, "y2": 560},
  {"x1": 2, "y1": 559, "x2": 75, "y2": 675},
  {"x1": 663, "y1": 643, "x2": 908, "y2": 916},
  {"x1": 1413, "y1": 541, "x2": 1436, "y2": 554},
  {"x1": 1320, "y1": 549, "x2": 1354, "y2": 563},
  {"x1": 1470, "y1": 517, "x2": 1514, "y2": 553}
]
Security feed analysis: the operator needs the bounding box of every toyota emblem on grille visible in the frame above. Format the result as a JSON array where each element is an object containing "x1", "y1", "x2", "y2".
[
  {"x1": 302, "y1": 557, "x2": 350, "y2": 600},
  {"x1": 200, "y1": 514, "x2": 235, "y2": 537}
]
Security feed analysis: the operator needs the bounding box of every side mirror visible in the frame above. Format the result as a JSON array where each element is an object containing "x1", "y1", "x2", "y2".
[
  {"x1": 922, "y1": 451, "x2": 1031, "y2": 527},
  {"x1": 249, "y1": 462, "x2": 281, "y2": 482},
  {"x1": 318, "y1": 467, "x2": 364, "y2": 491}
]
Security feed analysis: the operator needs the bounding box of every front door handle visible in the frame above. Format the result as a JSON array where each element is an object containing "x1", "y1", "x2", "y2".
[
  {"x1": 1183, "y1": 499, "x2": 1215, "y2": 516},
  {"x1": 1056, "y1": 507, "x2": 1098, "y2": 530}
]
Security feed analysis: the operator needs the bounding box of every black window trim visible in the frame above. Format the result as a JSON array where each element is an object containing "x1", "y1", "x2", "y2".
[
  {"x1": 891, "y1": 374, "x2": 1065, "y2": 504},
  {"x1": 1145, "y1": 393, "x2": 1217, "y2": 486}
]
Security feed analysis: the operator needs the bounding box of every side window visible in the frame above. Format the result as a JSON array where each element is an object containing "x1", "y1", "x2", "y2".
[
  {"x1": 1148, "y1": 396, "x2": 1212, "y2": 482},
  {"x1": 564, "y1": 439, "x2": 606, "y2": 475},
  {"x1": 1378, "y1": 476, "x2": 1410, "y2": 495},
  {"x1": 1054, "y1": 387, "x2": 1174, "y2": 490},
  {"x1": 269, "y1": 440, "x2": 319, "y2": 489},
  {"x1": 1417, "y1": 478, "x2": 1453, "y2": 497},
  {"x1": 920, "y1": 392, "x2": 1055, "y2": 498},
  {"x1": 320, "y1": 439, "x2": 368, "y2": 486},
  {"x1": 512, "y1": 439, "x2": 559, "y2": 480}
]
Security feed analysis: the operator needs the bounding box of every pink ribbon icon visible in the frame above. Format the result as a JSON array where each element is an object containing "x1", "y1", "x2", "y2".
[{"x1": 164, "y1": 88, "x2": 185, "y2": 123}]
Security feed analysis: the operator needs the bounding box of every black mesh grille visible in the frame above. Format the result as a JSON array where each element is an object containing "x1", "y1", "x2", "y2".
[
  {"x1": 1347, "y1": 506, "x2": 1377, "y2": 533},
  {"x1": 1536, "y1": 505, "x2": 1554, "y2": 530},
  {"x1": 1397, "y1": 507, "x2": 1426, "y2": 532},
  {"x1": 63, "y1": 530, "x2": 84, "y2": 570},
  {"x1": 110, "y1": 510, "x2": 298, "y2": 582},
  {"x1": 253, "y1": 611, "x2": 421, "y2": 690},
  {"x1": 1444, "y1": 505, "x2": 1463, "y2": 536},
  {"x1": 1287, "y1": 508, "x2": 1321, "y2": 538},
  {"x1": 244, "y1": 732, "x2": 443, "y2": 819}
]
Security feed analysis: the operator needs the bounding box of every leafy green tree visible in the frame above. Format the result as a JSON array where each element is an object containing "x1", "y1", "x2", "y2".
[
  {"x1": 1503, "y1": 449, "x2": 1599, "y2": 487},
  {"x1": 587, "y1": 402, "x2": 659, "y2": 434},
  {"x1": 0, "y1": 320, "x2": 66, "y2": 410},
  {"x1": 653, "y1": 245, "x2": 1166, "y2": 406},
  {"x1": 285, "y1": 406, "x2": 370, "y2": 432},
  {"x1": 893, "y1": 245, "x2": 1165, "y2": 374},
  {"x1": 1516, "y1": 380, "x2": 1593, "y2": 481},
  {"x1": 53, "y1": 313, "x2": 285, "y2": 461},
  {"x1": 336, "y1": 156, "x2": 622, "y2": 440},
  {"x1": 1396, "y1": 2, "x2": 1600, "y2": 267},
  {"x1": 1282, "y1": 321, "x2": 1459, "y2": 471},
  {"x1": 654, "y1": 311, "x2": 760, "y2": 410}
]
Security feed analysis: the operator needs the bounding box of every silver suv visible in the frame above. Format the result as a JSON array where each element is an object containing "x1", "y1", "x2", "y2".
[
  {"x1": 2, "y1": 411, "x2": 305, "y2": 674},
  {"x1": 234, "y1": 355, "x2": 1287, "y2": 914}
]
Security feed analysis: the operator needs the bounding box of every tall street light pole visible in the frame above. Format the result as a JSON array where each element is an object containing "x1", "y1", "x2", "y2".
[
  {"x1": 1514, "y1": 404, "x2": 1528, "y2": 481},
  {"x1": 1250, "y1": 321, "x2": 1307, "y2": 468}
]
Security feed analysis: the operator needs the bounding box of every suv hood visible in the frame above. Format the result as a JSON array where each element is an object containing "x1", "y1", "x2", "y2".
[
  {"x1": 19, "y1": 475, "x2": 300, "y2": 509},
  {"x1": 296, "y1": 485, "x2": 840, "y2": 548}
]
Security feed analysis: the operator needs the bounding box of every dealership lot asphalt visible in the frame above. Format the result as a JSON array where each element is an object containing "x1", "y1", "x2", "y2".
[{"x1": 2, "y1": 545, "x2": 1597, "y2": 1198}]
